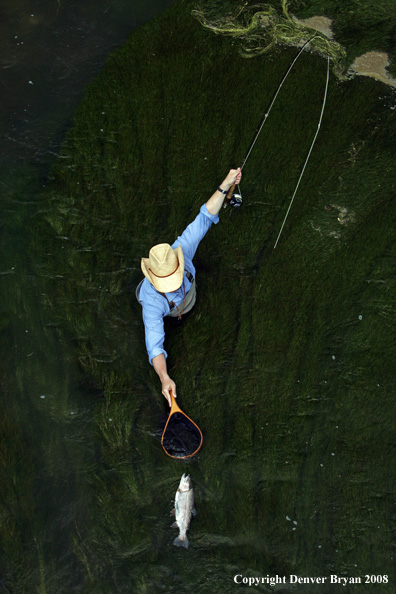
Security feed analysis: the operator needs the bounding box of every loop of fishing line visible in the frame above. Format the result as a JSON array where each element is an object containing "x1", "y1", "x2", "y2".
[
  {"x1": 273, "y1": 54, "x2": 330, "y2": 249},
  {"x1": 226, "y1": 37, "x2": 331, "y2": 251}
]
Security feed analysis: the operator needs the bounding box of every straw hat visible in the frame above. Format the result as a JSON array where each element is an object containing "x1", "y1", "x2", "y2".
[{"x1": 141, "y1": 243, "x2": 184, "y2": 293}]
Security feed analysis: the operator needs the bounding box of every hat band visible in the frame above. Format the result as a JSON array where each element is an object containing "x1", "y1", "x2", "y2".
[{"x1": 149, "y1": 266, "x2": 179, "y2": 279}]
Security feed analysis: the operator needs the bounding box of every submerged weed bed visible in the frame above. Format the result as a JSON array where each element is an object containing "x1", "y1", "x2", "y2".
[{"x1": 3, "y1": 0, "x2": 396, "y2": 591}]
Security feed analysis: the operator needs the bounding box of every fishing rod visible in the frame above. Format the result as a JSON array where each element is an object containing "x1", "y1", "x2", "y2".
[{"x1": 224, "y1": 35, "x2": 318, "y2": 208}]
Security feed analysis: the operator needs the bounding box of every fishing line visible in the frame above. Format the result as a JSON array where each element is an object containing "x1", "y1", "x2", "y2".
[
  {"x1": 240, "y1": 35, "x2": 318, "y2": 173},
  {"x1": 225, "y1": 35, "x2": 318, "y2": 207},
  {"x1": 273, "y1": 54, "x2": 330, "y2": 249}
]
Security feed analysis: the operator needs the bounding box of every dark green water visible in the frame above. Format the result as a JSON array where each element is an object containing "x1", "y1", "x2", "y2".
[{"x1": 1, "y1": 1, "x2": 396, "y2": 592}]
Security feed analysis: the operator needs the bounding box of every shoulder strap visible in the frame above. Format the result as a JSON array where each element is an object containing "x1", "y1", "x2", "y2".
[
  {"x1": 160, "y1": 292, "x2": 176, "y2": 311},
  {"x1": 159, "y1": 270, "x2": 194, "y2": 311}
]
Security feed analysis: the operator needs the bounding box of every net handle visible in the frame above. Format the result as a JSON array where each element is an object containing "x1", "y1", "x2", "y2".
[{"x1": 168, "y1": 389, "x2": 182, "y2": 414}]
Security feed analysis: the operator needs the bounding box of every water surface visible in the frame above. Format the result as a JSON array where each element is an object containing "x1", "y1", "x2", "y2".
[{"x1": 1, "y1": 1, "x2": 396, "y2": 593}]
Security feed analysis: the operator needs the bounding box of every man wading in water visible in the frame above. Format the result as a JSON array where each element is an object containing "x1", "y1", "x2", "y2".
[{"x1": 136, "y1": 168, "x2": 242, "y2": 406}]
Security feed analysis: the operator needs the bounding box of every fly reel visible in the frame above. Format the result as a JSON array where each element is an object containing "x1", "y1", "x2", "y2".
[
  {"x1": 224, "y1": 193, "x2": 243, "y2": 209},
  {"x1": 229, "y1": 193, "x2": 243, "y2": 208}
]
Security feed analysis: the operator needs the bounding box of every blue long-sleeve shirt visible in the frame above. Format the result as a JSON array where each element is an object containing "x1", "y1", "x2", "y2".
[{"x1": 138, "y1": 203, "x2": 219, "y2": 364}]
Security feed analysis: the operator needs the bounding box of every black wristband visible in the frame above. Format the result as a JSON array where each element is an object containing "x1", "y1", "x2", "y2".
[{"x1": 217, "y1": 186, "x2": 228, "y2": 195}]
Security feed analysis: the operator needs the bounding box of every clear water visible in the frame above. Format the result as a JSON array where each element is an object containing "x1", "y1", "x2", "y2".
[{"x1": 1, "y1": 1, "x2": 396, "y2": 593}]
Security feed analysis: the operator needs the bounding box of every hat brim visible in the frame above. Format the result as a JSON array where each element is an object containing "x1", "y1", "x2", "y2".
[{"x1": 141, "y1": 245, "x2": 184, "y2": 293}]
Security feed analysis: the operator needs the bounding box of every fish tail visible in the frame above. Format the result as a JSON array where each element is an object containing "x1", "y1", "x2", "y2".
[{"x1": 173, "y1": 535, "x2": 189, "y2": 549}]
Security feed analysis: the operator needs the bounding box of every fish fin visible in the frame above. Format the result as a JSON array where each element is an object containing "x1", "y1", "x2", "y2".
[
  {"x1": 173, "y1": 535, "x2": 189, "y2": 549},
  {"x1": 171, "y1": 521, "x2": 179, "y2": 529},
  {"x1": 192, "y1": 508, "x2": 197, "y2": 517},
  {"x1": 170, "y1": 508, "x2": 176, "y2": 516}
]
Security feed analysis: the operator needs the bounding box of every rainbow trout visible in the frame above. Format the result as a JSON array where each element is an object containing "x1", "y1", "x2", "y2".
[{"x1": 172, "y1": 474, "x2": 195, "y2": 548}]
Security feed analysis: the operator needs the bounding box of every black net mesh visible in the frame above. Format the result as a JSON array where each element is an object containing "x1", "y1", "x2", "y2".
[{"x1": 162, "y1": 412, "x2": 202, "y2": 458}]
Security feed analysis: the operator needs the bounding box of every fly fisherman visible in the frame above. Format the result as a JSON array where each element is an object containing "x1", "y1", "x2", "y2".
[{"x1": 136, "y1": 168, "x2": 242, "y2": 406}]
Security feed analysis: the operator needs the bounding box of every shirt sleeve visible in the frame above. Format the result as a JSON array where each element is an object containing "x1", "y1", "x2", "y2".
[
  {"x1": 141, "y1": 299, "x2": 168, "y2": 365},
  {"x1": 173, "y1": 203, "x2": 219, "y2": 261}
]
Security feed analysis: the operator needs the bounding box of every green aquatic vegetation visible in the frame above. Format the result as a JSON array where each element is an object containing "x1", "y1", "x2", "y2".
[
  {"x1": 20, "y1": 0, "x2": 396, "y2": 589},
  {"x1": 290, "y1": 0, "x2": 396, "y2": 69},
  {"x1": 192, "y1": 0, "x2": 346, "y2": 70},
  {"x1": 95, "y1": 391, "x2": 137, "y2": 453}
]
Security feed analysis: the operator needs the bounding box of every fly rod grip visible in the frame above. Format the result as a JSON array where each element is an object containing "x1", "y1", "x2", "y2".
[{"x1": 225, "y1": 183, "x2": 236, "y2": 204}]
